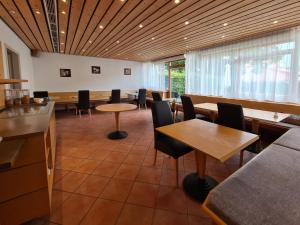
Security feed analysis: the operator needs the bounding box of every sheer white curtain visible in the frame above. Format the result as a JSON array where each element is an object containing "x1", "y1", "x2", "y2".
[
  {"x1": 186, "y1": 27, "x2": 300, "y2": 103},
  {"x1": 142, "y1": 62, "x2": 166, "y2": 90}
]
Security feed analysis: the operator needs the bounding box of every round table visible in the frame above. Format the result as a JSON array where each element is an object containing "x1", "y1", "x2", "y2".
[{"x1": 96, "y1": 103, "x2": 137, "y2": 139}]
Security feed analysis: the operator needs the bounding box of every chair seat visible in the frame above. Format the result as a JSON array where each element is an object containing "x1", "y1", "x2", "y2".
[{"x1": 156, "y1": 134, "x2": 193, "y2": 159}]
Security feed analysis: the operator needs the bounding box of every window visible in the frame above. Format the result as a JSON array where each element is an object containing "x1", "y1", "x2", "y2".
[{"x1": 185, "y1": 27, "x2": 300, "y2": 103}]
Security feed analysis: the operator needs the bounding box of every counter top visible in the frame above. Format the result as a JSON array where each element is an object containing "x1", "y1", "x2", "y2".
[{"x1": 0, "y1": 102, "x2": 55, "y2": 139}]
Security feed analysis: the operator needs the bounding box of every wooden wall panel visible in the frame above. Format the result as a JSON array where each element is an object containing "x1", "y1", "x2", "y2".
[{"x1": 0, "y1": 42, "x2": 5, "y2": 110}]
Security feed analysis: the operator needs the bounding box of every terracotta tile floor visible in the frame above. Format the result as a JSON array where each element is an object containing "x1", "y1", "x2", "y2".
[{"x1": 24, "y1": 109, "x2": 256, "y2": 225}]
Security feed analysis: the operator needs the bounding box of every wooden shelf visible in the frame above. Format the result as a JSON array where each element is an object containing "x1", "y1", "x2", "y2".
[{"x1": 0, "y1": 79, "x2": 28, "y2": 84}]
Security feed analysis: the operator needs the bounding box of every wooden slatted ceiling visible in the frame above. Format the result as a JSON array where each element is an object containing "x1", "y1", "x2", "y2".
[{"x1": 1, "y1": 0, "x2": 300, "y2": 62}]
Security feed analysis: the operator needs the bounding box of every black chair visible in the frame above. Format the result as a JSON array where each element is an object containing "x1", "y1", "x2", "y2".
[
  {"x1": 151, "y1": 101, "x2": 193, "y2": 186},
  {"x1": 180, "y1": 95, "x2": 209, "y2": 121},
  {"x1": 76, "y1": 90, "x2": 92, "y2": 117},
  {"x1": 152, "y1": 91, "x2": 162, "y2": 101},
  {"x1": 108, "y1": 89, "x2": 121, "y2": 104},
  {"x1": 171, "y1": 91, "x2": 179, "y2": 99},
  {"x1": 217, "y1": 102, "x2": 258, "y2": 167},
  {"x1": 33, "y1": 91, "x2": 48, "y2": 98},
  {"x1": 136, "y1": 89, "x2": 147, "y2": 109}
]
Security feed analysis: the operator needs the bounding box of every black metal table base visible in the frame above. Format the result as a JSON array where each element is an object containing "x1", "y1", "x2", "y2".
[
  {"x1": 183, "y1": 173, "x2": 219, "y2": 202},
  {"x1": 108, "y1": 131, "x2": 128, "y2": 140}
]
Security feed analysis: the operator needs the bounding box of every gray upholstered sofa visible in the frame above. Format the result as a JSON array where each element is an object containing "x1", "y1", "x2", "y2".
[{"x1": 203, "y1": 128, "x2": 300, "y2": 225}]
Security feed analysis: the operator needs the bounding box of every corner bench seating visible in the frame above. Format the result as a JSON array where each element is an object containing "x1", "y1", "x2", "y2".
[{"x1": 203, "y1": 128, "x2": 300, "y2": 225}]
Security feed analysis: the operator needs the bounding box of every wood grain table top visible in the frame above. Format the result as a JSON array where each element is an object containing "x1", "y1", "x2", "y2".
[
  {"x1": 194, "y1": 103, "x2": 290, "y2": 123},
  {"x1": 96, "y1": 103, "x2": 137, "y2": 112},
  {"x1": 156, "y1": 119, "x2": 259, "y2": 162}
]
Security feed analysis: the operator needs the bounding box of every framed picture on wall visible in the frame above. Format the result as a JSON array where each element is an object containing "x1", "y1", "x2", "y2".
[
  {"x1": 124, "y1": 68, "x2": 131, "y2": 75},
  {"x1": 60, "y1": 68, "x2": 71, "y2": 77},
  {"x1": 91, "y1": 66, "x2": 101, "y2": 74}
]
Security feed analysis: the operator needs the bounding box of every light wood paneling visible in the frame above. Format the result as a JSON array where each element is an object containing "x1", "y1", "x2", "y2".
[{"x1": 1, "y1": 0, "x2": 300, "y2": 61}]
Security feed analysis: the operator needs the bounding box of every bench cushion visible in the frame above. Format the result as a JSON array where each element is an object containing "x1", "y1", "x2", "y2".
[
  {"x1": 206, "y1": 144, "x2": 300, "y2": 225},
  {"x1": 273, "y1": 128, "x2": 300, "y2": 151}
]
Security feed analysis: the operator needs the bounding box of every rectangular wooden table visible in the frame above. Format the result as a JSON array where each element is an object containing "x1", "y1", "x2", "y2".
[
  {"x1": 194, "y1": 103, "x2": 290, "y2": 133},
  {"x1": 156, "y1": 119, "x2": 259, "y2": 202}
]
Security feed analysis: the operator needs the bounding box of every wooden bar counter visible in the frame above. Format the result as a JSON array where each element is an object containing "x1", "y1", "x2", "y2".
[{"x1": 0, "y1": 102, "x2": 56, "y2": 225}]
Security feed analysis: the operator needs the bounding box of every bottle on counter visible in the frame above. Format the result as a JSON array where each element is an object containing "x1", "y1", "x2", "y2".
[
  {"x1": 5, "y1": 89, "x2": 14, "y2": 107},
  {"x1": 21, "y1": 89, "x2": 30, "y2": 105}
]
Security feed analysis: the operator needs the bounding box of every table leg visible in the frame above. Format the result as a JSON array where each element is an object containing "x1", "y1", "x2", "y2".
[
  {"x1": 107, "y1": 112, "x2": 128, "y2": 140},
  {"x1": 251, "y1": 119, "x2": 262, "y2": 152},
  {"x1": 183, "y1": 151, "x2": 218, "y2": 202}
]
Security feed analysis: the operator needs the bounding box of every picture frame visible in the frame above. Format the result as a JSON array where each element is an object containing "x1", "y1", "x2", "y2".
[
  {"x1": 60, "y1": 68, "x2": 71, "y2": 77},
  {"x1": 124, "y1": 68, "x2": 131, "y2": 75},
  {"x1": 91, "y1": 66, "x2": 101, "y2": 74}
]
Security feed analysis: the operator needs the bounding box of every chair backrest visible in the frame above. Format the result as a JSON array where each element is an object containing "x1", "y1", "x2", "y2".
[
  {"x1": 217, "y1": 102, "x2": 246, "y2": 131},
  {"x1": 111, "y1": 89, "x2": 121, "y2": 103},
  {"x1": 180, "y1": 95, "x2": 196, "y2": 121},
  {"x1": 152, "y1": 91, "x2": 162, "y2": 101},
  {"x1": 78, "y1": 90, "x2": 90, "y2": 109},
  {"x1": 171, "y1": 91, "x2": 179, "y2": 99},
  {"x1": 33, "y1": 91, "x2": 48, "y2": 98},
  {"x1": 138, "y1": 89, "x2": 147, "y2": 104}
]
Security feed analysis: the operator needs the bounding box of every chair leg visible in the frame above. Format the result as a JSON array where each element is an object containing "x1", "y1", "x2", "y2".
[
  {"x1": 175, "y1": 159, "x2": 179, "y2": 187},
  {"x1": 75, "y1": 108, "x2": 78, "y2": 115},
  {"x1": 79, "y1": 110, "x2": 81, "y2": 118},
  {"x1": 145, "y1": 104, "x2": 147, "y2": 110},
  {"x1": 239, "y1": 150, "x2": 244, "y2": 168},
  {"x1": 88, "y1": 109, "x2": 91, "y2": 118},
  {"x1": 153, "y1": 149, "x2": 158, "y2": 165},
  {"x1": 138, "y1": 104, "x2": 140, "y2": 110}
]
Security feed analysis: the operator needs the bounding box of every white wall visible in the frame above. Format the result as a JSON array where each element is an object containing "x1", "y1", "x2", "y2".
[
  {"x1": 32, "y1": 53, "x2": 143, "y2": 92},
  {"x1": 0, "y1": 19, "x2": 35, "y2": 92}
]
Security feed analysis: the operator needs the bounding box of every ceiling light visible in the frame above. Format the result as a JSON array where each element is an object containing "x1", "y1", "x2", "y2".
[
  {"x1": 223, "y1": 23, "x2": 228, "y2": 26},
  {"x1": 139, "y1": 24, "x2": 143, "y2": 28},
  {"x1": 151, "y1": 37, "x2": 155, "y2": 40},
  {"x1": 186, "y1": 45, "x2": 189, "y2": 48},
  {"x1": 89, "y1": 40, "x2": 92, "y2": 43},
  {"x1": 61, "y1": 11, "x2": 66, "y2": 14},
  {"x1": 60, "y1": 30, "x2": 65, "y2": 34},
  {"x1": 117, "y1": 53, "x2": 120, "y2": 56},
  {"x1": 105, "y1": 49, "x2": 108, "y2": 51},
  {"x1": 116, "y1": 40, "x2": 120, "y2": 44},
  {"x1": 10, "y1": 10, "x2": 15, "y2": 14},
  {"x1": 60, "y1": 42, "x2": 64, "y2": 45},
  {"x1": 222, "y1": 35, "x2": 225, "y2": 38},
  {"x1": 35, "y1": 10, "x2": 40, "y2": 14},
  {"x1": 185, "y1": 21, "x2": 189, "y2": 25},
  {"x1": 273, "y1": 21, "x2": 278, "y2": 24},
  {"x1": 184, "y1": 37, "x2": 187, "y2": 40},
  {"x1": 99, "y1": 25, "x2": 104, "y2": 29},
  {"x1": 62, "y1": 0, "x2": 66, "y2": 2},
  {"x1": 82, "y1": 49, "x2": 85, "y2": 52},
  {"x1": 174, "y1": 0, "x2": 180, "y2": 4}
]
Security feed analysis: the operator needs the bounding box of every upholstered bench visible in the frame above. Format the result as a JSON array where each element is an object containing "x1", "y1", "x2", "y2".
[{"x1": 203, "y1": 128, "x2": 300, "y2": 225}]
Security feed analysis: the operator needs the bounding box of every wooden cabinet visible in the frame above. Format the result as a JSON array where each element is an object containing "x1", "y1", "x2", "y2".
[{"x1": 0, "y1": 102, "x2": 56, "y2": 225}]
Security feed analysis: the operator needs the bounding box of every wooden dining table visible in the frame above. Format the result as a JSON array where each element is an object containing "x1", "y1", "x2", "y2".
[
  {"x1": 194, "y1": 103, "x2": 290, "y2": 134},
  {"x1": 96, "y1": 103, "x2": 137, "y2": 139},
  {"x1": 156, "y1": 119, "x2": 259, "y2": 202}
]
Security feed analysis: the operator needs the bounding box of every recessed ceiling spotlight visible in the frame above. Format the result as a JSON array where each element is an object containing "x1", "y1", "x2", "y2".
[
  {"x1": 82, "y1": 49, "x2": 85, "y2": 52},
  {"x1": 99, "y1": 25, "x2": 104, "y2": 29},
  {"x1": 186, "y1": 45, "x2": 189, "y2": 48},
  {"x1": 10, "y1": 10, "x2": 15, "y2": 14},
  {"x1": 35, "y1": 10, "x2": 40, "y2": 14},
  {"x1": 62, "y1": 0, "x2": 66, "y2": 2},
  {"x1": 151, "y1": 37, "x2": 155, "y2": 40},
  {"x1": 60, "y1": 42, "x2": 64, "y2": 45},
  {"x1": 184, "y1": 37, "x2": 187, "y2": 40},
  {"x1": 223, "y1": 23, "x2": 228, "y2": 26},
  {"x1": 105, "y1": 48, "x2": 108, "y2": 51},
  {"x1": 174, "y1": 0, "x2": 180, "y2": 4},
  {"x1": 116, "y1": 40, "x2": 120, "y2": 44},
  {"x1": 89, "y1": 40, "x2": 92, "y2": 43},
  {"x1": 60, "y1": 30, "x2": 65, "y2": 34},
  {"x1": 139, "y1": 24, "x2": 143, "y2": 28},
  {"x1": 185, "y1": 21, "x2": 189, "y2": 25},
  {"x1": 273, "y1": 20, "x2": 278, "y2": 24},
  {"x1": 117, "y1": 53, "x2": 120, "y2": 56},
  {"x1": 222, "y1": 35, "x2": 225, "y2": 38},
  {"x1": 61, "y1": 11, "x2": 66, "y2": 14}
]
